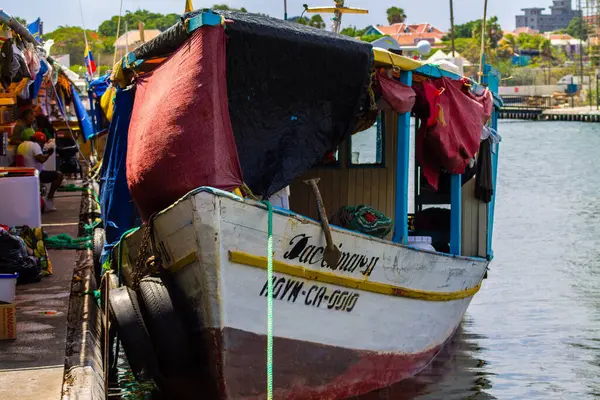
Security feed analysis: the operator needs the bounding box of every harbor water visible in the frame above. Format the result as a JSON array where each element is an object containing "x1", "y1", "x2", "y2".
[
  {"x1": 359, "y1": 120, "x2": 600, "y2": 399},
  {"x1": 117, "y1": 120, "x2": 600, "y2": 399}
]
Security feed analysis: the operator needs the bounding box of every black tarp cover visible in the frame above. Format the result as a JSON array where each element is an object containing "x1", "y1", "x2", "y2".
[{"x1": 134, "y1": 11, "x2": 373, "y2": 197}]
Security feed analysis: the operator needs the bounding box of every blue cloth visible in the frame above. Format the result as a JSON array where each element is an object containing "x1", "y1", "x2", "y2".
[
  {"x1": 88, "y1": 74, "x2": 111, "y2": 136},
  {"x1": 99, "y1": 88, "x2": 141, "y2": 265},
  {"x1": 88, "y1": 74, "x2": 110, "y2": 98},
  {"x1": 71, "y1": 84, "x2": 95, "y2": 142},
  {"x1": 30, "y1": 58, "x2": 48, "y2": 100}
]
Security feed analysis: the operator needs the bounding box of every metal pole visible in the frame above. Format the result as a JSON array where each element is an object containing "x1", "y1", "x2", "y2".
[
  {"x1": 578, "y1": 0, "x2": 584, "y2": 88},
  {"x1": 596, "y1": 73, "x2": 599, "y2": 110},
  {"x1": 478, "y1": 0, "x2": 489, "y2": 83},
  {"x1": 284, "y1": 0, "x2": 288, "y2": 20},
  {"x1": 0, "y1": 9, "x2": 39, "y2": 45},
  {"x1": 449, "y1": 0, "x2": 456, "y2": 57}
]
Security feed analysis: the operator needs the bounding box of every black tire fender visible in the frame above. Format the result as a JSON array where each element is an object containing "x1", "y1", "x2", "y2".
[
  {"x1": 139, "y1": 276, "x2": 192, "y2": 377},
  {"x1": 108, "y1": 286, "x2": 159, "y2": 381},
  {"x1": 93, "y1": 228, "x2": 105, "y2": 278}
]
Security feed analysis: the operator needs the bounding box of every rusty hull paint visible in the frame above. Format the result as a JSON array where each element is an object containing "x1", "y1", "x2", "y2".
[{"x1": 200, "y1": 327, "x2": 445, "y2": 400}]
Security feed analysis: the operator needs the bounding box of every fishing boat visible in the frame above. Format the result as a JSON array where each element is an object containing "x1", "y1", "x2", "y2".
[{"x1": 102, "y1": 8, "x2": 503, "y2": 400}]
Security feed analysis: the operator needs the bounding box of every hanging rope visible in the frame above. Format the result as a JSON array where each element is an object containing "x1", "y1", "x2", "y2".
[
  {"x1": 113, "y1": 0, "x2": 125, "y2": 65},
  {"x1": 50, "y1": 83, "x2": 91, "y2": 169},
  {"x1": 261, "y1": 200, "x2": 274, "y2": 400}
]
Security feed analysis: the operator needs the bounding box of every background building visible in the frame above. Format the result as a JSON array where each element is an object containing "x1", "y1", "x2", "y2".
[{"x1": 515, "y1": 0, "x2": 581, "y2": 32}]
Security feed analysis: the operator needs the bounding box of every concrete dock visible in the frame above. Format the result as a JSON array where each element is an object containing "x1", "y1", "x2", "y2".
[{"x1": 0, "y1": 193, "x2": 83, "y2": 400}]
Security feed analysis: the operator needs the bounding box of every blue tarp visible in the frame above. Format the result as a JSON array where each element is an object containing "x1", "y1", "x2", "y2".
[
  {"x1": 71, "y1": 83, "x2": 95, "y2": 142},
  {"x1": 99, "y1": 88, "x2": 141, "y2": 265}
]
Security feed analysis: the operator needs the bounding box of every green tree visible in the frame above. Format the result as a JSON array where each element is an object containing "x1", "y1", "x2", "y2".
[
  {"x1": 472, "y1": 16, "x2": 503, "y2": 49},
  {"x1": 69, "y1": 64, "x2": 86, "y2": 77},
  {"x1": 98, "y1": 10, "x2": 181, "y2": 37},
  {"x1": 14, "y1": 16, "x2": 27, "y2": 26},
  {"x1": 45, "y1": 26, "x2": 105, "y2": 65},
  {"x1": 211, "y1": 4, "x2": 248, "y2": 12},
  {"x1": 291, "y1": 15, "x2": 326, "y2": 29},
  {"x1": 567, "y1": 17, "x2": 588, "y2": 40},
  {"x1": 452, "y1": 20, "x2": 479, "y2": 38},
  {"x1": 340, "y1": 26, "x2": 368, "y2": 37},
  {"x1": 386, "y1": 7, "x2": 407, "y2": 25},
  {"x1": 308, "y1": 15, "x2": 325, "y2": 29}
]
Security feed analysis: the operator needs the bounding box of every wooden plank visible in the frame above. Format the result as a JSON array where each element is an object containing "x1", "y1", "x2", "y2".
[
  {"x1": 362, "y1": 168, "x2": 372, "y2": 207},
  {"x1": 370, "y1": 169, "x2": 379, "y2": 211},
  {"x1": 355, "y1": 168, "x2": 364, "y2": 206},
  {"x1": 331, "y1": 165, "x2": 341, "y2": 217},
  {"x1": 348, "y1": 168, "x2": 357, "y2": 207},
  {"x1": 378, "y1": 166, "x2": 387, "y2": 214},
  {"x1": 340, "y1": 161, "x2": 349, "y2": 209},
  {"x1": 477, "y1": 202, "x2": 488, "y2": 258},
  {"x1": 386, "y1": 113, "x2": 397, "y2": 221}
]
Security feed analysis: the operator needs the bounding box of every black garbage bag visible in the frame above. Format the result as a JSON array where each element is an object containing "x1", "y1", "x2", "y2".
[
  {"x1": 17, "y1": 256, "x2": 42, "y2": 284},
  {"x1": 0, "y1": 231, "x2": 42, "y2": 284}
]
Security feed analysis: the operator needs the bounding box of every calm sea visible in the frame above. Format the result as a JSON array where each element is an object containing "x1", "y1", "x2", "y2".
[{"x1": 358, "y1": 120, "x2": 600, "y2": 399}]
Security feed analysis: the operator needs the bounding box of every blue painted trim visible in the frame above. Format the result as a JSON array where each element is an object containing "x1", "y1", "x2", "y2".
[
  {"x1": 483, "y1": 64, "x2": 500, "y2": 260},
  {"x1": 449, "y1": 174, "x2": 462, "y2": 256},
  {"x1": 392, "y1": 70, "x2": 412, "y2": 244},
  {"x1": 187, "y1": 10, "x2": 222, "y2": 33}
]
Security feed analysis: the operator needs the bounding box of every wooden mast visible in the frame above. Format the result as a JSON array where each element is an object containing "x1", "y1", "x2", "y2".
[{"x1": 304, "y1": 0, "x2": 368, "y2": 34}]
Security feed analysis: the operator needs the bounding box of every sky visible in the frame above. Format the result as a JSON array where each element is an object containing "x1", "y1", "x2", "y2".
[{"x1": 8, "y1": 0, "x2": 574, "y2": 34}]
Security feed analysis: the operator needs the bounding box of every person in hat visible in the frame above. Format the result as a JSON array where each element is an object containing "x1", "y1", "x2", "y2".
[{"x1": 16, "y1": 132, "x2": 63, "y2": 212}]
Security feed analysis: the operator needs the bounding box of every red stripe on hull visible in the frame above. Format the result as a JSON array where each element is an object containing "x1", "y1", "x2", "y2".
[{"x1": 207, "y1": 327, "x2": 445, "y2": 399}]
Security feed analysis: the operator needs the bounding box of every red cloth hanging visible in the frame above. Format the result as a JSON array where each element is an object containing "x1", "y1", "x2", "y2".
[
  {"x1": 377, "y1": 72, "x2": 416, "y2": 114},
  {"x1": 415, "y1": 77, "x2": 492, "y2": 190},
  {"x1": 127, "y1": 26, "x2": 243, "y2": 220}
]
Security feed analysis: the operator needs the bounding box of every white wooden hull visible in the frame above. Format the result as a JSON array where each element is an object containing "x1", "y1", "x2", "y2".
[{"x1": 121, "y1": 187, "x2": 488, "y2": 399}]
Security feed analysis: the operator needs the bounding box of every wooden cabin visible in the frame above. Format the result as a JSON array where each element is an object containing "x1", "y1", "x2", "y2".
[{"x1": 290, "y1": 50, "x2": 501, "y2": 260}]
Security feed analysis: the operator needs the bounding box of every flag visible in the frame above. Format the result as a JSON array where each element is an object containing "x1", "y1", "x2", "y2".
[
  {"x1": 184, "y1": 0, "x2": 194, "y2": 13},
  {"x1": 27, "y1": 18, "x2": 43, "y2": 43},
  {"x1": 84, "y1": 45, "x2": 97, "y2": 76}
]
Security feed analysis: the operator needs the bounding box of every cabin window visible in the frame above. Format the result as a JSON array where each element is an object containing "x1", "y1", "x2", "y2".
[{"x1": 349, "y1": 113, "x2": 384, "y2": 167}]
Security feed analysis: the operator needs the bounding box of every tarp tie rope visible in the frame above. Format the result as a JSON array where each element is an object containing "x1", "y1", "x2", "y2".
[{"x1": 261, "y1": 200, "x2": 274, "y2": 400}]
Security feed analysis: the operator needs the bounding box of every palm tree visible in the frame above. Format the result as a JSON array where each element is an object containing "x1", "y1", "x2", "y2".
[
  {"x1": 539, "y1": 38, "x2": 553, "y2": 84},
  {"x1": 386, "y1": 7, "x2": 407, "y2": 25},
  {"x1": 502, "y1": 33, "x2": 518, "y2": 55}
]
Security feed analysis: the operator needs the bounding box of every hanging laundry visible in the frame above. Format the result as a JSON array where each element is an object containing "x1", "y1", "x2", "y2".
[
  {"x1": 475, "y1": 137, "x2": 493, "y2": 203},
  {"x1": 414, "y1": 78, "x2": 492, "y2": 190},
  {"x1": 0, "y1": 39, "x2": 13, "y2": 88},
  {"x1": 377, "y1": 71, "x2": 416, "y2": 114}
]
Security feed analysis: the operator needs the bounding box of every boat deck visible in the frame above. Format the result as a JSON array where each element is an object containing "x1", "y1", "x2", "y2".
[{"x1": 0, "y1": 192, "x2": 82, "y2": 400}]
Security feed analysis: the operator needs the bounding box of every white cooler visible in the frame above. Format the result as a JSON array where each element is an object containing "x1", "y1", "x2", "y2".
[
  {"x1": 0, "y1": 273, "x2": 18, "y2": 303},
  {"x1": 0, "y1": 168, "x2": 41, "y2": 227}
]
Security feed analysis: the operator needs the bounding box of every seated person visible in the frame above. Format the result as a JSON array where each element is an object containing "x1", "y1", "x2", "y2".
[
  {"x1": 34, "y1": 106, "x2": 56, "y2": 140},
  {"x1": 10, "y1": 109, "x2": 36, "y2": 145},
  {"x1": 17, "y1": 132, "x2": 63, "y2": 212}
]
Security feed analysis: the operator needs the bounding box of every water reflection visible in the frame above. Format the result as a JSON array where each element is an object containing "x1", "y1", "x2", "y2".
[{"x1": 355, "y1": 321, "x2": 495, "y2": 400}]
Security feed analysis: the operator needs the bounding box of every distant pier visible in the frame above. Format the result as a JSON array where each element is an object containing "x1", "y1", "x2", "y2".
[{"x1": 499, "y1": 96, "x2": 600, "y2": 122}]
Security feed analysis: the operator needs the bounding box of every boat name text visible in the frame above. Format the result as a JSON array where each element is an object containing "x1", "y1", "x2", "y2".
[{"x1": 283, "y1": 234, "x2": 378, "y2": 276}]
